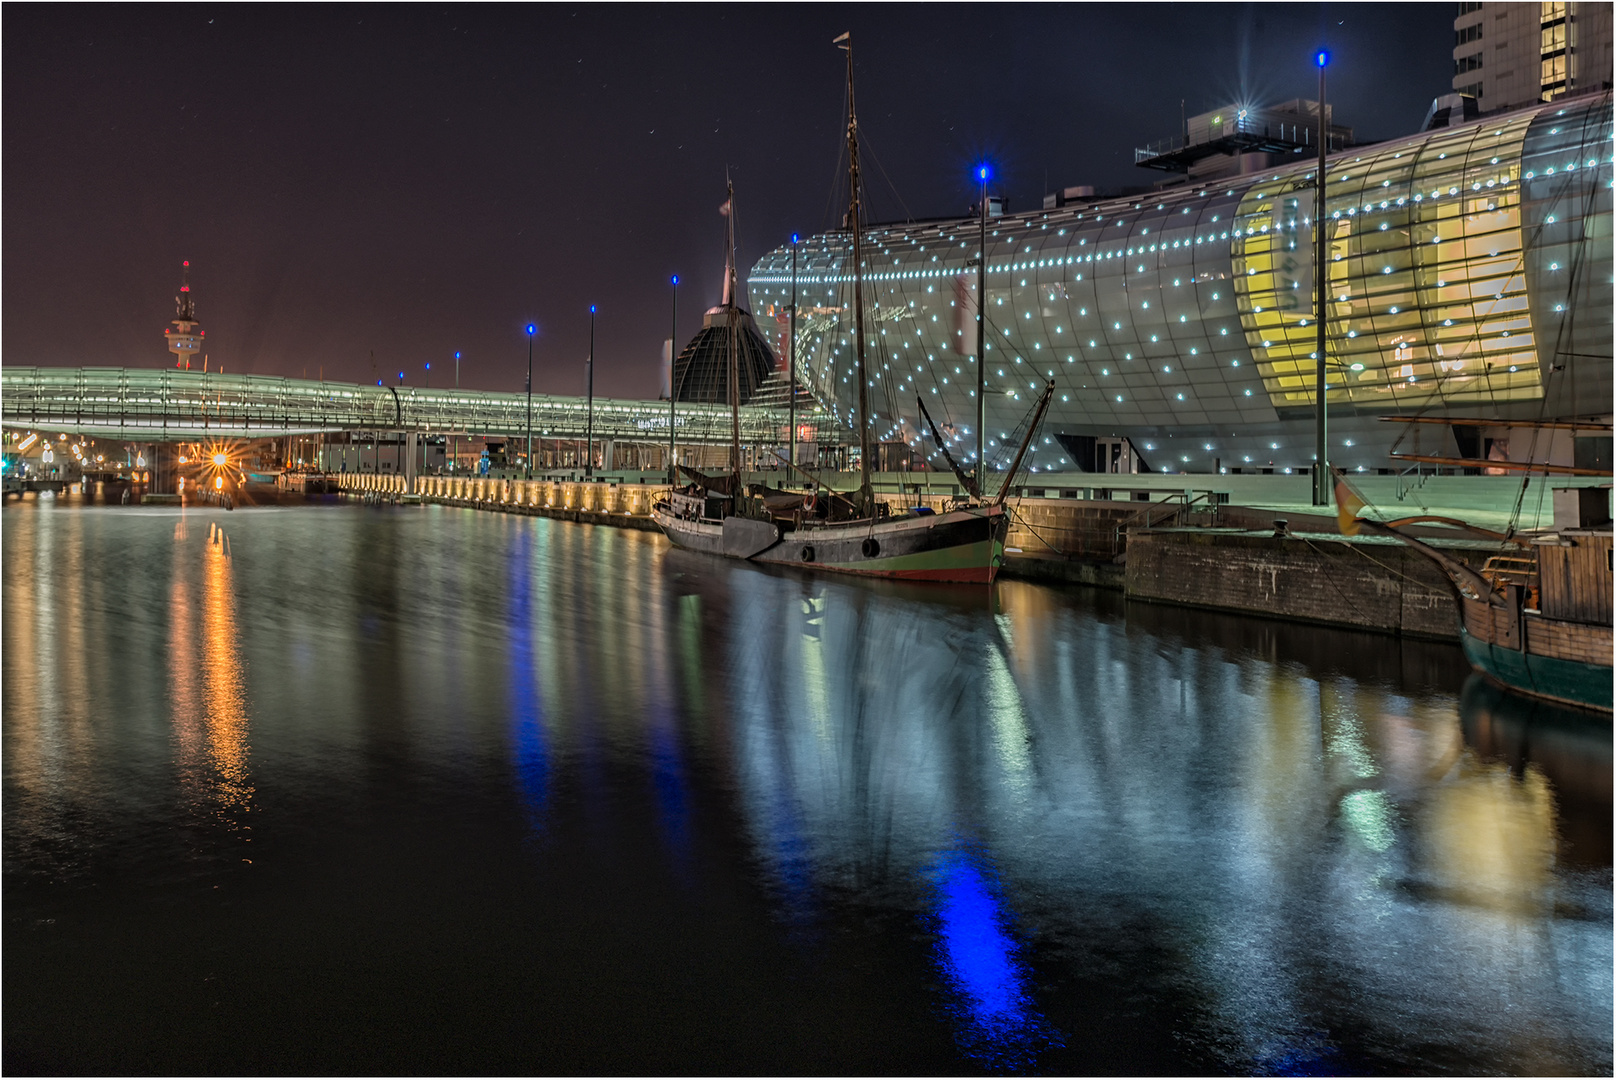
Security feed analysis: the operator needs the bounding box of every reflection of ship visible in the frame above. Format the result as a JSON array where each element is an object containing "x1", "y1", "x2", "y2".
[
  {"x1": 653, "y1": 33, "x2": 1039, "y2": 584},
  {"x1": 1339, "y1": 472, "x2": 1612, "y2": 713},
  {"x1": 1459, "y1": 674, "x2": 1612, "y2": 866},
  {"x1": 276, "y1": 467, "x2": 338, "y2": 494}
]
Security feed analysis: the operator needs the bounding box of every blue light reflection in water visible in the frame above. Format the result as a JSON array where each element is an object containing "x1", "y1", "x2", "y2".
[
  {"x1": 507, "y1": 526, "x2": 549, "y2": 833},
  {"x1": 926, "y1": 846, "x2": 1059, "y2": 1070}
]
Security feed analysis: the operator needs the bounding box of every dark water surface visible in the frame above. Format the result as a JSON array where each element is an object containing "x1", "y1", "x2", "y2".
[{"x1": 5, "y1": 496, "x2": 1611, "y2": 1075}]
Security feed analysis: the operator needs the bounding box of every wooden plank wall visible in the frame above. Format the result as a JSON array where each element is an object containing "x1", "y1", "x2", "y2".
[{"x1": 1538, "y1": 533, "x2": 1614, "y2": 626}]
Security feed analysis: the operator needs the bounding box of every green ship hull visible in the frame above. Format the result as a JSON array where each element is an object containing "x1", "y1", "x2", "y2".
[{"x1": 1459, "y1": 624, "x2": 1613, "y2": 714}]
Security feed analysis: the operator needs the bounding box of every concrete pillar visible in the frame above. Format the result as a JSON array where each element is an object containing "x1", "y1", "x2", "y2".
[
  {"x1": 405, "y1": 432, "x2": 419, "y2": 490},
  {"x1": 150, "y1": 442, "x2": 180, "y2": 494}
]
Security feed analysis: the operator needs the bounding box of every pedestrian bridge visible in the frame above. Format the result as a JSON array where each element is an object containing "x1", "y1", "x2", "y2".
[{"x1": 0, "y1": 366, "x2": 824, "y2": 445}]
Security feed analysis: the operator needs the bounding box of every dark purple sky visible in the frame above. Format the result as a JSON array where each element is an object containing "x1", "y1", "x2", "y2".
[{"x1": 5, "y1": 4, "x2": 1454, "y2": 398}]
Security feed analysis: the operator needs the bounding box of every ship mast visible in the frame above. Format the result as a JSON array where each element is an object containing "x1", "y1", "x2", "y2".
[
  {"x1": 725, "y1": 177, "x2": 742, "y2": 497},
  {"x1": 837, "y1": 31, "x2": 872, "y2": 515}
]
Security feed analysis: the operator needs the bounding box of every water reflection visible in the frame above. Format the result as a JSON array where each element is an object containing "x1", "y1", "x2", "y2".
[
  {"x1": 3, "y1": 501, "x2": 1609, "y2": 1075},
  {"x1": 169, "y1": 520, "x2": 254, "y2": 857},
  {"x1": 926, "y1": 845, "x2": 1056, "y2": 1068}
]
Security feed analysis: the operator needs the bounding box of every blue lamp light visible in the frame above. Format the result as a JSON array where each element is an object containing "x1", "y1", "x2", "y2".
[
  {"x1": 526, "y1": 323, "x2": 536, "y2": 336},
  {"x1": 791, "y1": 233, "x2": 800, "y2": 244},
  {"x1": 590, "y1": 305, "x2": 597, "y2": 314},
  {"x1": 977, "y1": 164, "x2": 990, "y2": 182},
  {"x1": 455, "y1": 351, "x2": 461, "y2": 359},
  {"x1": 671, "y1": 274, "x2": 679, "y2": 285},
  {"x1": 1315, "y1": 49, "x2": 1330, "y2": 67}
]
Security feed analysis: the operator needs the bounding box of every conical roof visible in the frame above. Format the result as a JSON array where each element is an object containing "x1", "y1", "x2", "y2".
[{"x1": 671, "y1": 304, "x2": 777, "y2": 405}]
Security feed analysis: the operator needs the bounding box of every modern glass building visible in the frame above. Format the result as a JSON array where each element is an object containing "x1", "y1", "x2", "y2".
[{"x1": 747, "y1": 93, "x2": 1612, "y2": 475}]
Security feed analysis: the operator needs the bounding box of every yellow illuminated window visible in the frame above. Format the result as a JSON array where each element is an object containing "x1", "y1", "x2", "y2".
[{"x1": 1232, "y1": 111, "x2": 1543, "y2": 411}]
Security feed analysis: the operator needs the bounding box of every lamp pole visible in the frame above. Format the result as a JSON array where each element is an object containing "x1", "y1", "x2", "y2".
[
  {"x1": 789, "y1": 232, "x2": 799, "y2": 472},
  {"x1": 452, "y1": 351, "x2": 461, "y2": 474},
  {"x1": 525, "y1": 324, "x2": 536, "y2": 479},
  {"x1": 976, "y1": 164, "x2": 989, "y2": 488},
  {"x1": 1313, "y1": 49, "x2": 1330, "y2": 506},
  {"x1": 668, "y1": 276, "x2": 678, "y2": 484},
  {"x1": 585, "y1": 305, "x2": 596, "y2": 479}
]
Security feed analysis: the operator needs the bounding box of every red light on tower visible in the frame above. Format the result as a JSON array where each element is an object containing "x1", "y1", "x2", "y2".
[{"x1": 164, "y1": 261, "x2": 203, "y2": 368}]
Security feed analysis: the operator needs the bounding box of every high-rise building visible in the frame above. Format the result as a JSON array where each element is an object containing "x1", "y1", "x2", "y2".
[{"x1": 1453, "y1": 1, "x2": 1613, "y2": 112}]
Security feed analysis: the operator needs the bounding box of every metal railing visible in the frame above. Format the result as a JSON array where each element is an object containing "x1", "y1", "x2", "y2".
[{"x1": 0, "y1": 366, "x2": 842, "y2": 446}]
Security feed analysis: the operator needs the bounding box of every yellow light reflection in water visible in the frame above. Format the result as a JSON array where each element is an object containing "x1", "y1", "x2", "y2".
[
  {"x1": 170, "y1": 520, "x2": 254, "y2": 847},
  {"x1": 1421, "y1": 756, "x2": 1556, "y2": 914}
]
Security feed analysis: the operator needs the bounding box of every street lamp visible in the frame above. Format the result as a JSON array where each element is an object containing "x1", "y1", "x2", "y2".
[
  {"x1": 668, "y1": 276, "x2": 678, "y2": 485},
  {"x1": 525, "y1": 323, "x2": 536, "y2": 479},
  {"x1": 1313, "y1": 47, "x2": 1331, "y2": 506},
  {"x1": 452, "y1": 351, "x2": 462, "y2": 473},
  {"x1": 585, "y1": 305, "x2": 596, "y2": 480},
  {"x1": 975, "y1": 163, "x2": 990, "y2": 486}
]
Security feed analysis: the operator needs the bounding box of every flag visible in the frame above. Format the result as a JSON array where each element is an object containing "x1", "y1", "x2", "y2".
[
  {"x1": 718, "y1": 198, "x2": 731, "y2": 217},
  {"x1": 1333, "y1": 467, "x2": 1368, "y2": 536}
]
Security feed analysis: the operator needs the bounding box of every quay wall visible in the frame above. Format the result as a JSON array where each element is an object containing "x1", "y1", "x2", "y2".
[
  {"x1": 334, "y1": 474, "x2": 1485, "y2": 639},
  {"x1": 335, "y1": 472, "x2": 1150, "y2": 584},
  {"x1": 1124, "y1": 529, "x2": 1491, "y2": 641}
]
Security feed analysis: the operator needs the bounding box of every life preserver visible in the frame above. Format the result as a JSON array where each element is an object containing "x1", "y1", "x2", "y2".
[{"x1": 802, "y1": 491, "x2": 817, "y2": 512}]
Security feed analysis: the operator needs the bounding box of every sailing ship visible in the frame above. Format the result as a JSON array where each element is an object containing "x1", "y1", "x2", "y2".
[
  {"x1": 1337, "y1": 471, "x2": 1612, "y2": 713},
  {"x1": 653, "y1": 32, "x2": 1047, "y2": 584}
]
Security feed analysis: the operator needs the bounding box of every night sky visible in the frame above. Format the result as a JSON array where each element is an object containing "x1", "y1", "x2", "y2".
[{"x1": 5, "y1": 4, "x2": 1455, "y2": 399}]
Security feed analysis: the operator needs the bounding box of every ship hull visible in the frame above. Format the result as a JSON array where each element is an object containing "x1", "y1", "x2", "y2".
[
  {"x1": 1459, "y1": 622, "x2": 1613, "y2": 714},
  {"x1": 652, "y1": 503, "x2": 1009, "y2": 584}
]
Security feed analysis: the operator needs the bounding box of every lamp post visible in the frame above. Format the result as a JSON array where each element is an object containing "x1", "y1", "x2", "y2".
[
  {"x1": 1312, "y1": 48, "x2": 1330, "y2": 506},
  {"x1": 789, "y1": 232, "x2": 799, "y2": 472},
  {"x1": 975, "y1": 164, "x2": 989, "y2": 487},
  {"x1": 668, "y1": 275, "x2": 678, "y2": 484},
  {"x1": 452, "y1": 351, "x2": 461, "y2": 473},
  {"x1": 525, "y1": 323, "x2": 536, "y2": 479},
  {"x1": 585, "y1": 305, "x2": 596, "y2": 479}
]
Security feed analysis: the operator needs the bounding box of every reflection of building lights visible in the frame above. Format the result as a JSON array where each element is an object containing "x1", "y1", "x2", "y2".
[{"x1": 214, "y1": 476, "x2": 224, "y2": 490}]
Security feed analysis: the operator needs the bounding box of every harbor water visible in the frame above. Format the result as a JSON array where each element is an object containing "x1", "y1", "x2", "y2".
[{"x1": 4, "y1": 493, "x2": 1610, "y2": 1074}]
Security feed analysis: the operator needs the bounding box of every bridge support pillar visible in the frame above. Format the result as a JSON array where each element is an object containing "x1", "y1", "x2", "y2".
[
  {"x1": 404, "y1": 431, "x2": 419, "y2": 491},
  {"x1": 151, "y1": 442, "x2": 179, "y2": 495}
]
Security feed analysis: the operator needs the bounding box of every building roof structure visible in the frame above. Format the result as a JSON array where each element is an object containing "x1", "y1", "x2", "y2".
[
  {"x1": 671, "y1": 304, "x2": 778, "y2": 406},
  {"x1": 747, "y1": 93, "x2": 1613, "y2": 477}
]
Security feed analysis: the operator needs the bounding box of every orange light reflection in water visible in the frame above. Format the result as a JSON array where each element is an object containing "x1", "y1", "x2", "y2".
[{"x1": 169, "y1": 520, "x2": 254, "y2": 849}]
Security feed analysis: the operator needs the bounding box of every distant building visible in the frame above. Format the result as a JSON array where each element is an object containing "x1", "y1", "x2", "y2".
[
  {"x1": 1453, "y1": 1, "x2": 1613, "y2": 112},
  {"x1": 163, "y1": 261, "x2": 203, "y2": 368}
]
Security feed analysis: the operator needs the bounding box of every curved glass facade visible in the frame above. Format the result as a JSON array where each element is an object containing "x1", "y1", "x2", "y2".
[{"x1": 748, "y1": 95, "x2": 1611, "y2": 474}]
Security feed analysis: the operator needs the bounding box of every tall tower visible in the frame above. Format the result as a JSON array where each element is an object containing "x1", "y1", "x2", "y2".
[{"x1": 164, "y1": 261, "x2": 204, "y2": 368}]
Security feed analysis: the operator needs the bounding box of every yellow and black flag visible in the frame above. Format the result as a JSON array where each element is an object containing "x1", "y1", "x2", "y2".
[{"x1": 1332, "y1": 468, "x2": 1369, "y2": 536}]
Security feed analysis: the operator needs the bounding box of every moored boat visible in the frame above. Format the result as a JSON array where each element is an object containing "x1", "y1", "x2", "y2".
[
  {"x1": 1339, "y1": 472, "x2": 1612, "y2": 713},
  {"x1": 653, "y1": 31, "x2": 1041, "y2": 586}
]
